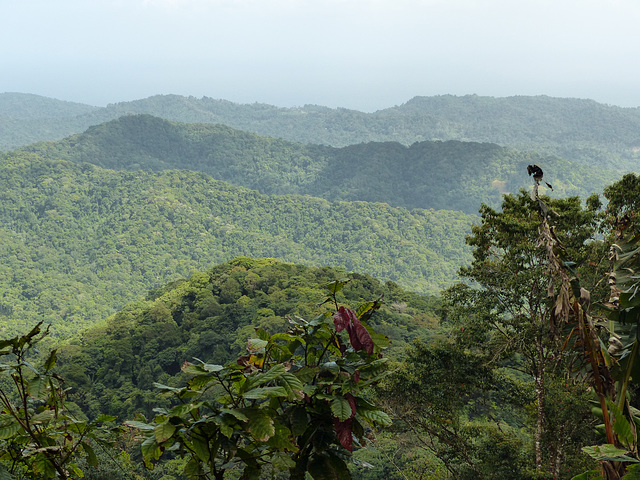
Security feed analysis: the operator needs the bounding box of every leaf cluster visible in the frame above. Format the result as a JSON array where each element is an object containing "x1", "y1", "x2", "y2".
[{"x1": 127, "y1": 280, "x2": 392, "y2": 480}]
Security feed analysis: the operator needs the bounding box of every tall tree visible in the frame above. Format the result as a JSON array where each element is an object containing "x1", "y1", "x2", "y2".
[{"x1": 444, "y1": 189, "x2": 599, "y2": 475}]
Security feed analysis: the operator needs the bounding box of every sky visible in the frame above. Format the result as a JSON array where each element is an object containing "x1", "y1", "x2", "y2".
[{"x1": 2, "y1": 0, "x2": 640, "y2": 112}]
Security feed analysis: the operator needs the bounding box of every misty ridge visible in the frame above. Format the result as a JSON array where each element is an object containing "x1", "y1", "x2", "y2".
[{"x1": 2, "y1": 92, "x2": 640, "y2": 170}]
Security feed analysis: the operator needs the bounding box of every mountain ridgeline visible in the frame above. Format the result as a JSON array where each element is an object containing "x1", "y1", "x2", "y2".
[
  {"x1": 2, "y1": 92, "x2": 640, "y2": 171},
  {"x1": 20, "y1": 114, "x2": 617, "y2": 214},
  {"x1": 0, "y1": 152, "x2": 471, "y2": 338}
]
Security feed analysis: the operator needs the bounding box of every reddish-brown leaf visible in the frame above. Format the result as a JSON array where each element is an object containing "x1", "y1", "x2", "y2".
[
  {"x1": 347, "y1": 318, "x2": 374, "y2": 355},
  {"x1": 346, "y1": 393, "x2": 357, "y2": 418},
  {"x1": 333, "y1": 306, "x2": 356, "y2": 332},
  {"x1": 334, "y1": 417, "x2": 353, "y2": 452}
]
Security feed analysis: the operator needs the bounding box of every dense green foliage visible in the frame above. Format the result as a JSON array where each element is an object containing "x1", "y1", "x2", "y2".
[
  {"x1": 379, "y1": 338, "x2": 538, "y2": 479},
  {"x1": 127, "y1": 279, "x2": 393, "y2": 480},
  {"x1": 20, "y1": 114, "x2": 617, "y2": 214},
  {"x1": 444, "y1": 191, "x2": 603, "y2": 477},
  {"x1": 0, "y1": 323, "x2": 120, "y2": 479},
  {"x1": 3, "y1": 93, "x2": 640, "y2": 171},
  {"x1": 54, "y1": 257, "x2": 439, "y2": 423},
  {"x1": 0, "y1": 151, "x2": 468, "y2": 337},
  {"x1": 4, "y1": 92, "x2": 640, "y2": 479}
]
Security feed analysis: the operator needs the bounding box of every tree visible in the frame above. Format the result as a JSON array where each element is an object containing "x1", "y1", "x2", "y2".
[
  {"x1": 0, "y1": 322, "x2": 120, "y2": 479},
  {"x1": 569, "y1": 189, "x2": 640, "y2": 479},
  {"x1": 378, "y1": 337, "x2": 535, "y2": 479},
  {"x1": 443, "y1": 190, "x2": 599, "y2": 476},
  {"x1": 127, "y1": 279, "x2": 392, "y2": 480}
]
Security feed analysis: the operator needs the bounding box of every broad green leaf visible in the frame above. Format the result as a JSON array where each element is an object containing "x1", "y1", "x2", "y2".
[
  {"x1": 308, "y1": 453, "x2": 351, "y2": 480},
  {"x1": 183, "y1": 458, "x2": 204, "y2": 480},
  {"x1": 278, "y1": 372, "x2": 304, "y2": 400},
  {"x1": 95, "y1": 414, "x2": 117, "y2": 423},
  {"x1": 68, "y1": 463, "x2": 84, "y2": 479},
  {"x1": 28, "y1": 376, "x2": 47, "y2": 398},
  {"x1": 179, "y1": 390, "x2": 201, "y2": 400},
  {"x1": 189, "y1": 432, "x2": 211, "y2": 463},
  {"x1": 181, "y1": 362, "x2": 208, "y2": 376},
  {"x1": 82, "y1": 442, "x2": 99, "y2": 466},
  {"x1": 356, "y1": 301, "x2": 377, "y2": 319},
  {"x1": 241, "y1": 463, "x2": 262, "y2": 480},
  {"x1": 270, "y1": 332, "x2": 300, "y2": 343},
  {"x1": 244, "y1": 364, "x2": 286, "y2": 390},
  {"x1": 220, "y1": 408, "x2": 249, "y2": 422},
  {"x1": 321, "y1": 361, "x2": 340, "y2": 375},
  {"x1": 288, "y1": 406, "x2": 309, "y2": 436},
  {"x1": 219, "y1": 417, "x2": 234, "y2": 438},
  {"x1": 326, "y1": 279, "x2": 350, "y2": 295},
  {"x1": 265, "y1": 423, "x2": 298, "y2": 452},
  {"x1": 609, "y1": 401, "x2": 635, "y2": 448},
  {"x1": 141, "y1": 435, "x2": 162, "y2": 462},
  {"x1": 188, "y1": 375, "x2": 213, "y2": 391},
  {"x1": 624, "y1": 464, "x2": 640, "y2": 479},
  {"x1": 243, "y1": 386, "x2": 288, "y2": 400},
  {"x1": 192, "y1": 358, "x2": 224, "y2": 372},
  {"x1": 582, "y1": 444, "x2": 639, "y2": 462},
  {"x1": 168, "y1": 402, "x2": 201, "y2": 417},
  {"x1": 124, "y1": 420, "x2": 155, "y2": 431},
  {"x1": 20, "y1": 360, "x2": 39, "y2": 375},
  {"x1": 154, "y1": 420, "x2": 176, "y2": 443},
  {"x1": 31, "y1": 409, "x2": 55, "y2": 423},
  {"x1": 254, "y1": 328, "x2": 270, "y2": 341},
  {"x1": 331, "y1": 397, "x2": 353, "y2": 421},
  {"x1": 309, "y1": 312, "x2": 333, "y2": 326},
  {"x1": 370, "y1": 332, "x2": 392, "y2": 349},
  {"x1": 243, "y1": 410, "x2": 275, "y2": 442},
  {"x1": 358, "y1": 408, "x2": 392, "y2": 426},
  {"x1": 43, "y1": 349, "x2": 57, "y2": 372},
  {"x1": 247, "y1": 338, "x2": 268, "y2": 353},
  {"x1": 32, "y1": 453, "x2": 56, "y2": 478},
  {"x1": 0, "y1": 466, "x2": 13, "y2": 480},
  {"x1": 153, "y1": 382, "x2": 184, "y2": 393},
  {"x1": 66, "y1": 420, "x2": 89, "y2": 434},
  {"x1": 0, "y1": 419, "x2": 21, "y2": 439},
  {"x1": 271, "y1": 451, "x2": 296, "y2": 470},
  {"x1": 294, "y1": 366, "x2": 319, "y2": 383}
]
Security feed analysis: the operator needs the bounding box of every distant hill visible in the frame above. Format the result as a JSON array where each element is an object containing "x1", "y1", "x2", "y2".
[
  {"x1": 2, "y1": 92, "x2": 640, "y2": 170},
  {"x1": 20, "y1": 114, "x2": 619, "y2": 214},
  {"x1": 0, "y1": 152, "x2": 473, "y2": 338}
]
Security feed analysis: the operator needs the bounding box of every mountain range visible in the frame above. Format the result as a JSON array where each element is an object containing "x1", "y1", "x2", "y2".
[
  {"x1": 19, "y1": 114, "x2": 617, "y2": 214},
  {"x1": 2, "y1": 92, "x2": 640, "y2": 171}
]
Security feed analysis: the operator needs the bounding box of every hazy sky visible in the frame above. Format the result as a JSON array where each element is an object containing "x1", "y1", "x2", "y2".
[{"x1": 2, "y1": 0, "x2": 640, "y2": 111}]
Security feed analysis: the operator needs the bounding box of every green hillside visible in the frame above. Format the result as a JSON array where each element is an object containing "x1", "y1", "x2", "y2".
[
  {"x1": 20, "y1": 114, "x2": 618, "y2": 214},
  {"x1": 0, "y1": 152, "x2": 472, "y2": 338},
  {"x1": 55, "y1": 257, "x2": 440, "y2": 420},
  {"x1": 3, "y1": 93, "x2": 640, "y2": 171}
]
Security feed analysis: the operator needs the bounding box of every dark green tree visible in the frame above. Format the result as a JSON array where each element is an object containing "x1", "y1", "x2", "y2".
[{"x1": 442, "y1": 190, "x2": 599, "y2": 476}]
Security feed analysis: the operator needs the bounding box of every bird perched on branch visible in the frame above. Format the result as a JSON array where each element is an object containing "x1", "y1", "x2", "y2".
[{"x1": 527, "y1": 164, "x2": 553, "y2": 190}]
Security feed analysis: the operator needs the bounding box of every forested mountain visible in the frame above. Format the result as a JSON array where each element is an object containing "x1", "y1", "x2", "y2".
[
  {"x1": 2, "y1": 92, "x2": 640, "y2": 171},
  {"x1": 0, "y1": 152, "x2": 472, "y2": 338},
  {"x1": 55, "y1": 257, "x2": 440, "y2": 421},
  {"x1": 20, "y1": 114, "x2": 618, "y2": 214}
]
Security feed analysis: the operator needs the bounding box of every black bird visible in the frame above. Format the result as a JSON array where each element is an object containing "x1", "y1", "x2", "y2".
[{"x1": 527, "y1": 164, "x2": 553, "y2": 190}]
